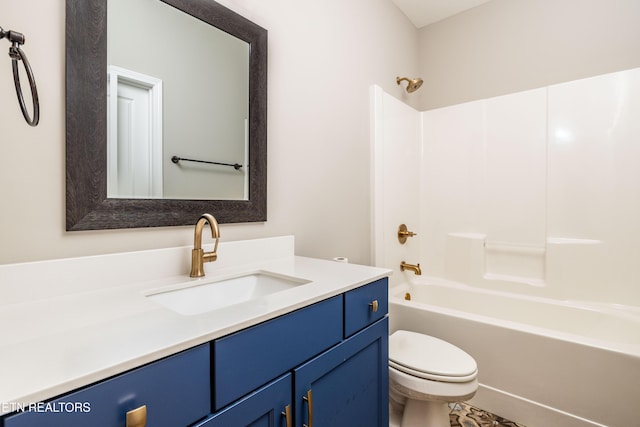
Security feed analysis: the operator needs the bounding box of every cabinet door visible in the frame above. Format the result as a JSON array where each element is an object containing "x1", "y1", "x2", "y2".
[
  {"x1": 294, "y1": 317, "x2": 388, "y2": 427},
  {"x1": 195, "y1": 373, "x2": 292, "y2": 427}
]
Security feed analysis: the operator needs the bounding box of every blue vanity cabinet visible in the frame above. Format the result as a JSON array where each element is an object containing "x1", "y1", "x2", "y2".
[
  {"x1": 199, "y1": 320, "x2": 389, "y2": 427},
  {"x1": 294, "y1": 298, "x2": 389, "y2": 427},
  {"x1": 209, "y1": 278, "x2": 389, "y2": 427},
  {"x1": 3, "y1": 344, "x2": 210, "y2": 427}
]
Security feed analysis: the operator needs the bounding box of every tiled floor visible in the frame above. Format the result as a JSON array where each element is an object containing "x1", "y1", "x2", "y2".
[
  {"x1": 390, "y1": 401, "x2": 526, "y2": 427},
  {"x1": 449, "y1": 402, "x2": 526, "y2": 427}
]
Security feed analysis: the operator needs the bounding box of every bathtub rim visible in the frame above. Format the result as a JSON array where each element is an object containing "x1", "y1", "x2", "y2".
[{"x1": 390, "y1": 276, "x2": 640, "y2": 358}]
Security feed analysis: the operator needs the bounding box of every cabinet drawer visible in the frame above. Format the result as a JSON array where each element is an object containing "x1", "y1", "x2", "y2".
[
  {"x1": 344, "y1": 278, "x2": 388, "y2": 337},
  {"x1": 213, "y1": 296, "x2": 342, "y2": 410},
  {"x1": 4, "y1": 344, "x2": 210, "y2": 427}
]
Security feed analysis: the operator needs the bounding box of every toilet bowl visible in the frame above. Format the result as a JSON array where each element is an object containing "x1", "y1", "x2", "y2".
[{"x1": 389, "y1": 330, "x2": 478, "y2": 427}]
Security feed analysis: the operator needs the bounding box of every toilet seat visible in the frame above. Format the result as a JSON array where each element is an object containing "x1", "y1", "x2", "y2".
[{"x1": 389, "y1": 330, "x2": 477, "y2": 383}]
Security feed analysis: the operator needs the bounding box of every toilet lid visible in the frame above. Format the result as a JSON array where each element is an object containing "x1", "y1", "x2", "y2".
[{"x1": 389, "y1": 330, "x2": 477, "y2": 382}]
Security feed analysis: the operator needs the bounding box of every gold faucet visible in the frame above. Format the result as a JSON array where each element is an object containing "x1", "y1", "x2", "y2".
[
  {"x1": 190, "y1": 213, "x2": 221, "y2": 278},
  {"x1": 400, "y1": 261, "x2": 422, "y2": 275}
]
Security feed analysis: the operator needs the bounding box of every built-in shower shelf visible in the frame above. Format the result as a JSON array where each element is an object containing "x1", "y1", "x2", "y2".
[
  {"x1": 444, "y1": 232, "x2": 606, "y2": 289},
  {"x1": 484, "y1": 241, "x2": 546, "y2": 284}
]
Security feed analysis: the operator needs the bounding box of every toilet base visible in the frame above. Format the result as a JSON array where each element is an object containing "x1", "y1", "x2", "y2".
[{"x1": 402, "y1": 398, "x2": 450, "y2": 427}]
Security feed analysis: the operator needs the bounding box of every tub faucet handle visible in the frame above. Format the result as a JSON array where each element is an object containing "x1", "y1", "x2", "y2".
[{"x1": 398, "y1": 224, "x2": 417, "y2": 244}]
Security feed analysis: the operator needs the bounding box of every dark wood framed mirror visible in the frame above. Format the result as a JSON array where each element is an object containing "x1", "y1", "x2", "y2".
[{"x1": 66, "y1": 0, "x2": 267, "y2": 231}]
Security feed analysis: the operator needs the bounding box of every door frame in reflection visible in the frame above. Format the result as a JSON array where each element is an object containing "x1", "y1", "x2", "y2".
[{"x1": 107, "y1": 65, "x2": 163, "y2": 198}]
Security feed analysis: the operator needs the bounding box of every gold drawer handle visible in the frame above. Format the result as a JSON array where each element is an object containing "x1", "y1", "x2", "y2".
[
  {"x1": 126, "y1": 405, "x2": 147, "y2": 427},
  {"x1": 369, "y1": 300, "x2": 379, "y2": 313},
  {"x1": 281, "y1": 404, "x2": 292, "y2": 427},
  {"x1": 303, "y1": 389, "x2": 313, "y2": 427}
]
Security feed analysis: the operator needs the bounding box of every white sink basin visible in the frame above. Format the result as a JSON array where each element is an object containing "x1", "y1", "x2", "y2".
[{"x1": 147, "y1": 271, "x2": 311, "y2": 315}]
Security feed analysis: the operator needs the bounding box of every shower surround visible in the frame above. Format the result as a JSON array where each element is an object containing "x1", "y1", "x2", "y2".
[
  {"x1": 373, "y1": 66, "x2": 640, "y2": 305},
  {"x1": 371, "y1": 67, "x2": 640, "y2": 426}
]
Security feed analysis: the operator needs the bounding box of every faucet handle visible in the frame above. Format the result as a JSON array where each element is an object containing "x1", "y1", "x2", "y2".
[{"x1": 398, "y1": 224, "x2": 417, "y2": 244}]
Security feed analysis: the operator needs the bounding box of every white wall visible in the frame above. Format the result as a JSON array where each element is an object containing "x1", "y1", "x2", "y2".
[
  {"x1": 0, "y1": 0, "x2": 418, "y2": 265},
  {"x1": 417, "y1": 0, "x2": 640, "y2": 110}
]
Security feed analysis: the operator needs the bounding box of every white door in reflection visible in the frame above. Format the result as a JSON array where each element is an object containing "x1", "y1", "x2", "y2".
[{"x1": 107, "y1": 66, "x2": 163, "y2": 198}]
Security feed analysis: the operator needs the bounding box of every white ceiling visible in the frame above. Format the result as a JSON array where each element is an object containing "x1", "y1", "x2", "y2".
[{"x1": 390, "y1": 0, "x2": 493, "y2": 28}]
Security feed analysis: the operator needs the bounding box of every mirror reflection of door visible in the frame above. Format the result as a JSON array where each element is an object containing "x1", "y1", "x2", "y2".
[
  {"x1": 107, "y1": 0, "x2": 250, "y2": 201},
  {"x1": 107, "y1": 66, "x2": 163, "y2": 198}
]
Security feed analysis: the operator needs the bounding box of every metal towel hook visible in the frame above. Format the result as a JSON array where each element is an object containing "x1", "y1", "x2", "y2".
[{"x1": 0, "y1": 26, "x2": 39, "y2": 127}]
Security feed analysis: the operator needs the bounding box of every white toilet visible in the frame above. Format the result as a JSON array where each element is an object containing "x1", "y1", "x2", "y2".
[{"x1": 389, "y1": 330, "x2": 478, "y2": 427}]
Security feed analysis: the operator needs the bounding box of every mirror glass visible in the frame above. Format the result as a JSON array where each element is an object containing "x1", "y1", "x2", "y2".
[
  {"x1": 107, "y1": 0, "x2": 249, "y2": 200},
  {"x1": 66, "y1": 0, "x2": 267, "y2": 231}
]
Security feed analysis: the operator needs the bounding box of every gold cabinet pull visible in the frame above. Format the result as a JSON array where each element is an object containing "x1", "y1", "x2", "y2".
[
  {"x1": 281, "y1": 404, "x2": 292, "y2": 427},
  {"x1": 369, "y1": 300, "x2": 379, "y2": 313},
  {"x1": 126, "y1": 405, "x2": 147, "y2": 427},
  {"x1": 303, "y1": 390, "x2": 313, "y2": 427}
]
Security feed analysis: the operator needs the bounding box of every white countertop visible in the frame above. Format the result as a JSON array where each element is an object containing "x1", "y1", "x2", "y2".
[{"x1": 0, "y1": 236, "x2": 390, "y2": 415}]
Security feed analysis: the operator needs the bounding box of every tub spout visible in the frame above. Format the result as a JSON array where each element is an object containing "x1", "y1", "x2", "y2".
[{"x1": 400, "y1": 261, "x2": 421, "y2": 275}]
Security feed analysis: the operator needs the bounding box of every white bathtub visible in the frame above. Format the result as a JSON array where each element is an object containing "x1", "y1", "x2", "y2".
[{"x1": 389, "y1": 277, "x2": 640, "y2": 427}]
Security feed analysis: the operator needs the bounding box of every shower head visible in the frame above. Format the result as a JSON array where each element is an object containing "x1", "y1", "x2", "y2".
[{"x1": 396, "y1": 76, "x2": 423, "y2": 93}]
